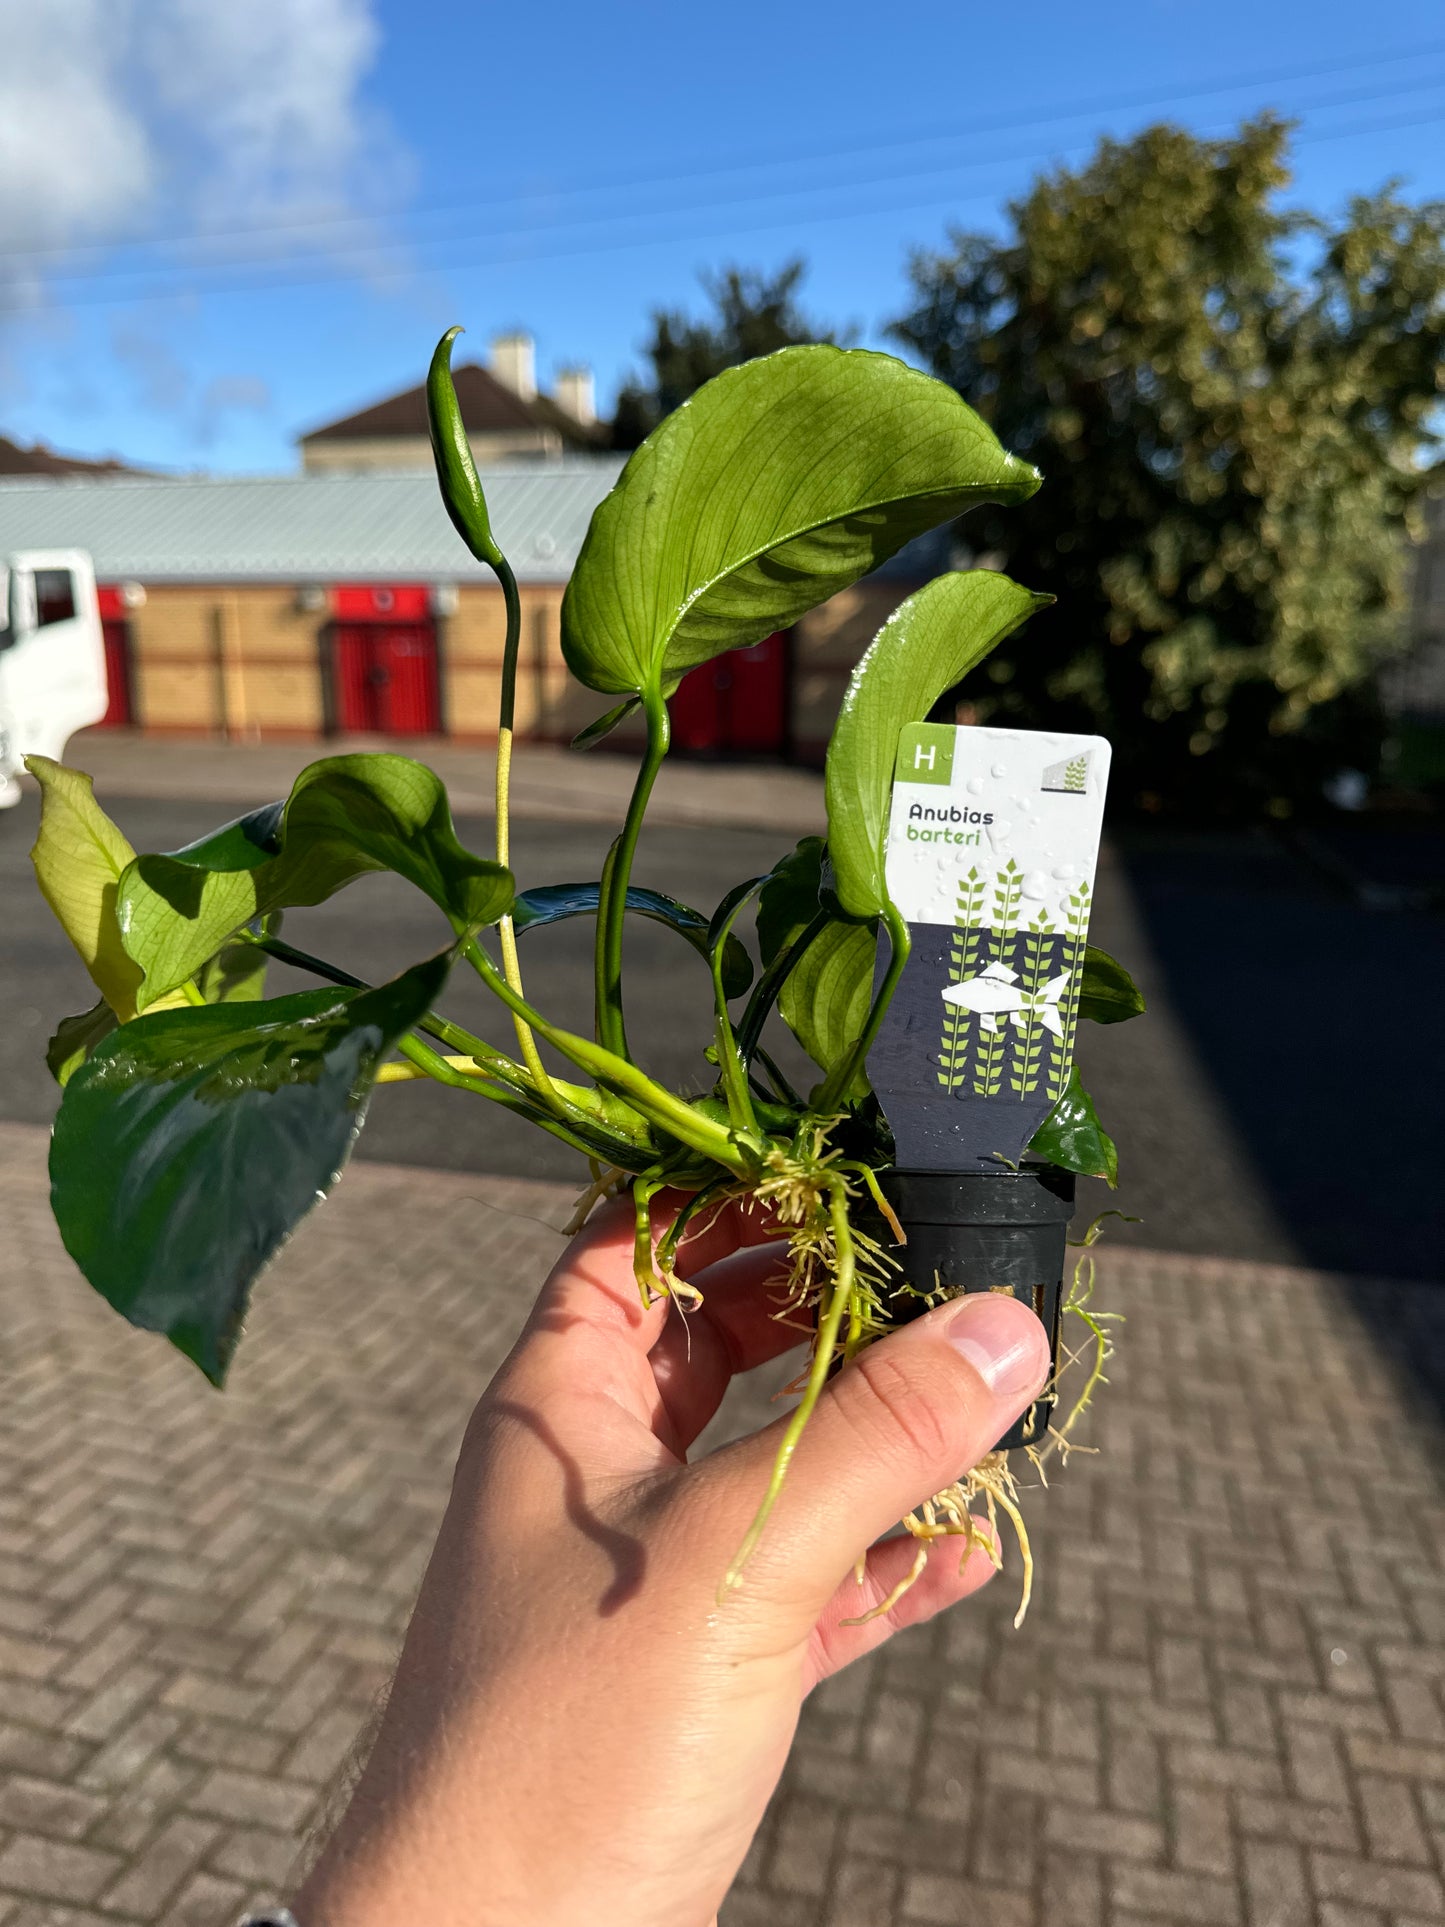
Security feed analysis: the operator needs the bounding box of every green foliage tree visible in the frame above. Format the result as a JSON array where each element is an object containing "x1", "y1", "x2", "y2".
[
  {"x1": 890, "y1": 117, "x2": 1445, "y2": 811},
  {"x1": 611, "y1": 259, "x2": 841, "y2": 448}
]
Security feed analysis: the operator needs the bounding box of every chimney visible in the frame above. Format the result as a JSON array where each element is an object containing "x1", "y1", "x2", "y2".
[
  {"x1": 491, "y1": 331, "x2": 536, "y2": 402},
  {"x1": 554, "y1": 365, "x2": 596, "y2": 427}
]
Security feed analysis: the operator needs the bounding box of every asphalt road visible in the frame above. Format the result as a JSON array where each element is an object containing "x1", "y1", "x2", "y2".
[{"x1": 3, "y1": 789, "x2": 1441, "y2": 1279}]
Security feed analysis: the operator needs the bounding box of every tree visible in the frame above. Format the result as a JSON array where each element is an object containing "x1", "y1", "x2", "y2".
[
  {"x1": 611, "y1": 260, "x2": 840, "y2": 448},
  {"x1": 891, "y1": 117, "x2": 1445, "y2": 812}
]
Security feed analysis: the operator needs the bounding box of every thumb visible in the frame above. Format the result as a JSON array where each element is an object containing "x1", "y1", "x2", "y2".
[{"x1": 703, "y1": 1291, "x2": 1051, "y2": 1614}]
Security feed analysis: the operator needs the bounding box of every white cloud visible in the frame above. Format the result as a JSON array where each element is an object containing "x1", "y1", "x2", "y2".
[
  {"x1": 0, "y1": 0, "x2": 405, "y2": 301},
  {"x1": 0, "y1": 2, "x2": 152, "y2": 284}
]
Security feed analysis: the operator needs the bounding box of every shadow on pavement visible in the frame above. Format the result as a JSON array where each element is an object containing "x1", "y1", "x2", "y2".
[
  {"x1": 1112, "y1": 821, "x2": 1444, "y2": 1426},
  {"x1": 1112, "y1": 825, "x2": 1444, "y2": 1285}
]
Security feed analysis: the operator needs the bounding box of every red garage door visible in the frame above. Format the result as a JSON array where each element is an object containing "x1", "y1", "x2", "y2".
[
  {"x1": 669, "y1": 631, "x2": 789, "y2": 757},
  {"x1": 95, "y1": 586, "x2": 134, "y2": 727},
  {"x1": 330, "y1": 586, "x2": 439, "y2": 735}
]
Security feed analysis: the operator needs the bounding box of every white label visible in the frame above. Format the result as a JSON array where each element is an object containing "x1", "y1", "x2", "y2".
[{"x1": 886, "y1": 722, "x2": 1111, "y2": 932}]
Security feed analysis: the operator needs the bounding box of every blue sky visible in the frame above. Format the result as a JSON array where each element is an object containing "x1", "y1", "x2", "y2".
[{"x1": 2, "y1": 0, "x2": 1442, "y2": 474}]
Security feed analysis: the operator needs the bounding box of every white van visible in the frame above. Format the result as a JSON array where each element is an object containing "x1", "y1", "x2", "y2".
[{"x1": 0, "y1": 550, "x2": 108, "y2": 806}]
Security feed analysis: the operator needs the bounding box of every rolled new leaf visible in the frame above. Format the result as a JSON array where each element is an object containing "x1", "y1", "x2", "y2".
[
  {"x1": 561, "y1": 345, "x2": 1040, "y2": 700},
  {"x1": 118, "y1": 754, "x2": 512, "y2": 1008},
  {"x1": 51, "y1": 952, "x2": 450, "y2": 1385},
  {"x1": 427, "y1": 326, "x2": 506, "y2": 572}
]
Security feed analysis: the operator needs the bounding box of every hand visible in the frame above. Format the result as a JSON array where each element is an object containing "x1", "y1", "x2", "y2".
[{"x1": 295, "y1": 1192, "x2": 1051, "y2": 1927}]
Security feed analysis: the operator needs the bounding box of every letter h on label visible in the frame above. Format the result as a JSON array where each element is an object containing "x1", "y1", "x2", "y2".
[{"x1": 914, "y1": 744, "x2": 937, "y2": 771}]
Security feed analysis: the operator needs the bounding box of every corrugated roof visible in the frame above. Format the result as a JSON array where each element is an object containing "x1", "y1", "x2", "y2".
[{"x1": 0, "y1": 461, "x2": 624, "y2": 585}]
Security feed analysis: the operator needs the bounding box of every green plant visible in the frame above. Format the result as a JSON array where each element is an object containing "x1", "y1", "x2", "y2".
[
  {"x1": 891, "y1": 117, "x2": 1445, "y2": 811},
  {"x1": 29, "y1": 335, "x2": 1145, "y2": 1602}
]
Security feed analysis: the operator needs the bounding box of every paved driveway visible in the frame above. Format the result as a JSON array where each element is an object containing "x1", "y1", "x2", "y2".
[
  {"x1": 2, "y1": 735, "x2": 1441, "y2": 1279},
  {"x1": 2, "y1": 1124, "x2": 1442, "y2": 1926}
]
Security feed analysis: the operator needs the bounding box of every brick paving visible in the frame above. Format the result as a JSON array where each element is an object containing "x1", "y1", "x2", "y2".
[{"x1": 1, "y1": 1118, "x2": 1442, "y2": 1926}]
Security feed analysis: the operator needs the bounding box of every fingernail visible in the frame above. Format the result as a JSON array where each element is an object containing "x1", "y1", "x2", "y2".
[{"x1": 944, "y1": 1293, "x2": 1050, "y2": 1403}]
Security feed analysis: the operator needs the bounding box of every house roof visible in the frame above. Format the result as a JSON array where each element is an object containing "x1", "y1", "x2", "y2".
[
  {"x1": 0, "y1": 434, "x2": 148, "y2": 479},
  {"x1": 0, "y1": 462, "x2": 624, "y2": 585},
  {"x1": 299, "y1": 361, "x2": 601, "y2": 448}
]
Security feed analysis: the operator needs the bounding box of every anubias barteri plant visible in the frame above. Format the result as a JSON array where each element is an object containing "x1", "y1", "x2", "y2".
[{"x1": 30, "y1": 335, "x2": 1144, "y2": 1612}]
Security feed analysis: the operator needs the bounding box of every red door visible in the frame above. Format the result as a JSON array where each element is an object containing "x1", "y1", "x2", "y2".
[
  {"x1": 330, "y1": 587, "x2": 439, "y2": 735},
  {"x1": 670, "y1": 631, "x2": 789, "y2": 756},
  {"x1": 334, "y1": 623, "x2": 440, "y2": 733},
  {"x1": 95, "y1": 587, "x2": 133, "y2": 726}
]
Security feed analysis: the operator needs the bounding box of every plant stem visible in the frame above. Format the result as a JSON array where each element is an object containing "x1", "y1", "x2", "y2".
[
  {"x1": 483, "y1": 560, "x2": 577, "y2": 1128},
  {"x1": 245, "y1": 930, "x2": 530, "y2": 1085},
  {"x1": 754, "y1": 1046, "x2": 805, "y2": 1109},
  {"x1": 710, "y1": 885, "x2": 763, "y2": 1137},
  {"x1": 722, "y1": 1176, "x2": 855, "y2": 1594},
  {"x1": 387, "y1": 1035, "x2": 637, "y2": 1165},
  {"x1": 815, "y1": 904, "x2": 912, "y2": 1112},
  {"x1": 468, "y1": 936, "x2": 757, "y2": 1174},
  {"x1": 595, "y1": 684, "x2": 669, "y2": 1058}
]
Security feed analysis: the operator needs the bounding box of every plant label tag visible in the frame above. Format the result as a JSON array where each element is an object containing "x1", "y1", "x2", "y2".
[{"x1": 867, "y1": 723, "x2": 1111, "y2": 1172}]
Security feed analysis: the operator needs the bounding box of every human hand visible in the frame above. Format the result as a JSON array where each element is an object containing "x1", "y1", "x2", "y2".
[{"x1": 295, "y1": 1192, "x2": 1051, "y2": 1927}]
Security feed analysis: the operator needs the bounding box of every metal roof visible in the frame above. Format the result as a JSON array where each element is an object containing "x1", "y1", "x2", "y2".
[{"x1": 0, "y1": 460, "x2": 625, "y2": 585}]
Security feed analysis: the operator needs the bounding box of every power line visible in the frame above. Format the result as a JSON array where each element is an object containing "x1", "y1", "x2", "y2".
[
  {"x1": 2, "y1": 33, "x2": 1444, "y2": 275},
  {"x1": 6, "y1": 74, "x2": 1443, "y2": 313},
  {"x1": 0, "y1": 97, "x2": 1438, "y2": 319}
]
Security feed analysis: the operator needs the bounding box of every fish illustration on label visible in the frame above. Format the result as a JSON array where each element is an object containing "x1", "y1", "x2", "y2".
[
  {"x1": 941, "y1": 962, "x2": 1073, "y2": 1037},
  {"x1": 867, "y1": 722, "x2": 1111, "y2": 1171}
]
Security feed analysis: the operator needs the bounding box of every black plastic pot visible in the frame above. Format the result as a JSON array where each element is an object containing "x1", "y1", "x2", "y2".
[{"x1": 854, "y1": 1165, "x2": 1076, "y2": 1453}]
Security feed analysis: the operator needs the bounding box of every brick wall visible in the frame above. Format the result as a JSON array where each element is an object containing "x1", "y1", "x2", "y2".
[{"x1": 109, "y1": 575, "x2": 923, "y2": 755}]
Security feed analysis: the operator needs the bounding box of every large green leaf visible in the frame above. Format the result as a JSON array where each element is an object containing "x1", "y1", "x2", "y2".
[
  {"x1": 46, "y1": 917, "x2": 280, "y2": 1090},
  {"x1": 118, "y1": 755, "x2": 512, "y2": 1009},
  {"x1": 1078, "y1": 946, "x2": 1146, "y2": 1024},
  {"x1": 778, "y1": 918, "x2": 878, "y2": 1101},
  {"x1": 560, "y1": 346, "x2": 1040, "y2": 699},
  {"x1": 512, "y1": 881, "x2": 752, "y2": 998},
  {"x1": 1027, "y1": 1066, "x2": 1118, "y2": 1185},
  {"x1": 825, "y1": 571, "x2": 1051, "y2": 921},
  {"x1": 50, "y1": 954, "x2": 449, "y2": 1386},
  {"x1": 26, "y1": 758, "x2": 143, "y2": 1019}
]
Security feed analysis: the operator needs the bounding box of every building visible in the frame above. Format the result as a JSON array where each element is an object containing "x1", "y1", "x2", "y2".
[
  {"x1": 0, "y1": 464, "x2": 929, "y2": 759},
  {"x1": 0, "y1": 434, "x2": 150, "y2": 479},
  {"x1": 298, "y1": 334, "x2": 602, "y2": 473}
]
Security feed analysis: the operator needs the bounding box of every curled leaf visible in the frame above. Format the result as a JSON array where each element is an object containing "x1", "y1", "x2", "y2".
[
  {"x1": 118, "y1": 755, "x2": 512, "y2": 1008},
  {"x1": 26, "y1": 758, "x2": 142, "y2": 1019},
  {"x1": 1078, "y1": 946, "x2": 1146, "y2": 1024},
  {"x1": 825, "y1": 571, "x2": 1051, "y2": 921}
]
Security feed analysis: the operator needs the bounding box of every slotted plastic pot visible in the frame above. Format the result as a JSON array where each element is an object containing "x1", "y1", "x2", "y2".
[{"x1": 854, "y1": 1165, "x2": 1076, "y2": 1452}]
